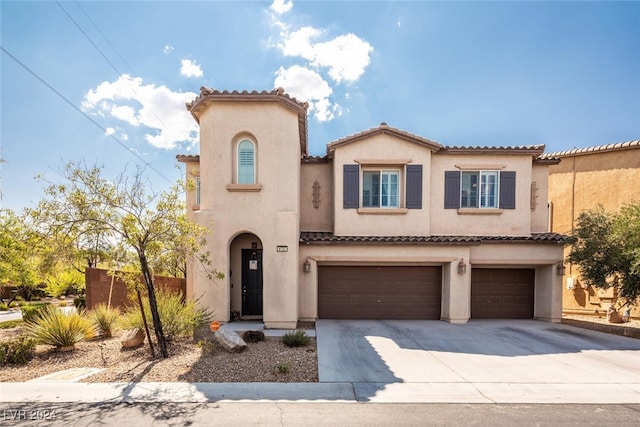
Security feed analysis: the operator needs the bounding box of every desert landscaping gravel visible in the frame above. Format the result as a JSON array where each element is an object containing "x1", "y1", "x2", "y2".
[{"x1": 0, "y1": 327, "x2": 318, "y2": 383}]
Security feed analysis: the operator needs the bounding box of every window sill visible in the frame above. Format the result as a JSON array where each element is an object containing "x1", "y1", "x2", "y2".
[
  {"x1": 358, "y1": 208, "x2": 408, "y2": 215},
  {"x1": 457, "y1": 208, "x2": 503, "y2": 215},
  {"x1": 227, "y1": 184, "x2": 262, "y2": 192},
  {"x1": 192, "y1": 205, "x2": 200, "y2": 211}
]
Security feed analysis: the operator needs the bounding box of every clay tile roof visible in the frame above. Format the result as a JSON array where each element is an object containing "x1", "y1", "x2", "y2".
[
  {"x1": 540, "y1": 140, "x2": 640, "y2": 158},
  {"x1": 185, "y1": 87, "x2": 309, "y2": 155},
  {"x1": 176, "y1": 154, "x2": 200, "y2": 162},
  {"x1": 300, "y1": 232, "x2": 566, "y2": 245},
  {"x1": 440, "y1": 145, "x2": 547, "y2": 156},
  {"x1": 326, "y1": 123, "x2": 443, "y2": 155}
]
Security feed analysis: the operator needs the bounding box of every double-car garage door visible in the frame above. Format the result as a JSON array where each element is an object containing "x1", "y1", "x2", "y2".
[
  {"x1": 318, "y1": 265, "x2": 535, "y2": 320},
  {"x1": 318, "y1": 265, "x2": 442, "y2": 319}
]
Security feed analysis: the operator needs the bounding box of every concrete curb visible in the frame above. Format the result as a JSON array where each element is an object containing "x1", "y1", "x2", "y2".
[{"x1": 2, "y1": 381, "x2": 640, "y2": 404}]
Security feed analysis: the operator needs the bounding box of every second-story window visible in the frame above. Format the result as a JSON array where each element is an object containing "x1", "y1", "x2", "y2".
[
  {"x1": 461, "y1": 171, "x2": 499, "y2": 208},
  {"x1": 363, "y1": 170, "x2": 399, "y2": 208},
  {"x1": 237, "y1": 139, "x2": 255, "y2": 184}
]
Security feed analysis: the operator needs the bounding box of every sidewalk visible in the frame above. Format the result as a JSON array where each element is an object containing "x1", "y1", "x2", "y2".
[{"x1": 3, "y1": 380, "x2": 640, "y2": 404}]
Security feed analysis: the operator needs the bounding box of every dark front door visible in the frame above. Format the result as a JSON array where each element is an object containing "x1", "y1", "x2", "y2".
[{"x1": 242, "y1": 249, "x2": 263, "y2": 316}]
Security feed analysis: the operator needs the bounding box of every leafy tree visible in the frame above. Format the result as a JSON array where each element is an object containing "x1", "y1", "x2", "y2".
[
  {"x1": 28, "y1": 162, "x2": 219, "y2": 358},
  {"x1": 567, "y1": 202, "x2": 640, "y2": 306},
  {"x1": 0, "y1": 209, "x2": 41, "y2": 302}
]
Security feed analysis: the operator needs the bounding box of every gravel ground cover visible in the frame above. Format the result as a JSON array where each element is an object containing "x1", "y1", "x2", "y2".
[{"x1": 0, "y1": 327, "x2": 318, "y2": 383}]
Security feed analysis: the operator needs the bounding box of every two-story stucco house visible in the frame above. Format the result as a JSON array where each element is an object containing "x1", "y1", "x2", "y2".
[{"x1": 178, "y1": 88, "x2": 565, "y2": 329}]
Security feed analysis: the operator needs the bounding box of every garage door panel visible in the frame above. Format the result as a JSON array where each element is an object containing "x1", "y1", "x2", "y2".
[
  {"x1": 471, "y1": 268, "x2": 534, "y2": 319},
  {"x1": 318, "y1": 266, "x2": 441, "y2": 320}
]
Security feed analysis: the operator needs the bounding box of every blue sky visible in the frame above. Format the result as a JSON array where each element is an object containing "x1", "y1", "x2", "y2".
[{"x1": 1, "y1": 0, "x2": 638, "y2": 212}]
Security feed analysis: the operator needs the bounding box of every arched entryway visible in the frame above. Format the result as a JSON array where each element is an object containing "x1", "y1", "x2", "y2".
[{"x1": 229, "y1": 233, "x2": 263, "y2": 319}]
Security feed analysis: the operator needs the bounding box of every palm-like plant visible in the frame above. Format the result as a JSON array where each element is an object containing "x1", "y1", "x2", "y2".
[
  {"x1": 25, "y1": 306, "x2": 95, "y2": 351},
  {"x1": 90, "y1": 303, "x2": 120, "y2": 338}
]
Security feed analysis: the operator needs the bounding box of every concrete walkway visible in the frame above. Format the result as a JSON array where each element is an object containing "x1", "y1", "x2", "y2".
[{"x1": 2, "y1": 319, "x2": 640, "y2": 404}]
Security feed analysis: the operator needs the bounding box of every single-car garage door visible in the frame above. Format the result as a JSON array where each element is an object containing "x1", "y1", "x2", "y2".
[
  {"x1": 471, "y1": 268, "x2": 535, "y2": 319},
  {"x1": 318, "y1": 266, "x2": 442, "y2": 319}
]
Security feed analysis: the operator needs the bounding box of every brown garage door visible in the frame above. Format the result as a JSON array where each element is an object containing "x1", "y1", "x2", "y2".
[
  {"x1": 318, "y1": 266, "x2": 442, "y2": 319},
  {"x1": 471, "y1": 268, "x2": 535, "y2": 319}
]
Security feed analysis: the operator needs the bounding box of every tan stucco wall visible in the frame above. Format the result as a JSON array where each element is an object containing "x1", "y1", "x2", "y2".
[
  {"x1": 190, "y1": 100, "x2": 302, "y2": 328},
  {"x1": 549, "y1": 147, "x2": 640, "y2": 316},
  {"x1": 430, "y1": 154, "x2": 534, "y2": 236},
  {"x1": 531, "y1": 163, "x2": 551, "y2": 233},
  {"x1": 332, "y1": 134, "x2": 433, "y2": 236},
  {"x1": 300, "y1": 162, "x2": 333, "y2": 232}
]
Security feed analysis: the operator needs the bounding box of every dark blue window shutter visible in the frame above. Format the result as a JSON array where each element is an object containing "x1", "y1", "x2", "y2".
[
  {"x1": 499, "y1": 171, "x2": 516, "y2": 209},
  {"x1": 444, "y1": 171, "x2": 460, "y2": 209},
  {"x1": 343, "y1": 164, "x2": 359, "y2": 209},
  {"x1": 406, "y1": 165, "x2": 423, "y2": 209}
]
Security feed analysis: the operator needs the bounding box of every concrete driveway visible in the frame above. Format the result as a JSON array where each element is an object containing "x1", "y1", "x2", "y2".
[{"x1": 316, "y1": 319, "x2": 640, "y2": 403}]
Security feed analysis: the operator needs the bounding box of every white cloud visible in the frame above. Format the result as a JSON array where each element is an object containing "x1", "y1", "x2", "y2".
[
  {"x1": 276, "y1": 27, "x2": 372, "y2": 84},
  {"x1": 105, "y1": 127, "x2": 116, "y2": 136},
  {"x1": 163, "y1": 44, "x2": 174, "y2": 54},
  {"x1": 180, "y1": 59, "x2": 203, "y2": 78},
  {"x1": 274, "y1": 65, "x2": 340, "y2": 122},
  {"x1": 82, "y1": 74, "x2": 198, "y2": 150},
  {"x1": 270, "y1": 0, "x2": 293, "y2": 15},
  {"x1": 268, "y1": 2, "x2": 373, "y2": 123}
]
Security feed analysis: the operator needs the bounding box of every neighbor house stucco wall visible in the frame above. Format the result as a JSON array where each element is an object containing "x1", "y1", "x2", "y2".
[
  {"x1": 547, "y1": 144, "x2": 640, "y2": 317},
  {"x1": 300, "y1": 161, "x2": 333, "y2": 232}
]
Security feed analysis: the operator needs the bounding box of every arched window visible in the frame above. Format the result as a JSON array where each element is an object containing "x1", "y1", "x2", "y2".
[{"x1": 237, "y1": 139, "x2": 255, "y2": 184}]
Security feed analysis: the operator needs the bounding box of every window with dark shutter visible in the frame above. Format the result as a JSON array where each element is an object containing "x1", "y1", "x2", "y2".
[
  {"x1": 343, "y1": 164, "x2": 360, "y2": 209},
  {"x1": 406, "y1": 165, "x2": 423, "y2": 209},
  {"x1": 444, "y1": 171, "x2": 461, "y2": 209},
  {"x1": 499, "y1": 171, "x2": 516, "y2": 209}
]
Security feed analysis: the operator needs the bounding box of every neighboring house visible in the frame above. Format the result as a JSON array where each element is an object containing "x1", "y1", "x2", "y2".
[
  {"x1": 543, "y1": 141, "x2": 640, "y2": 318},
  {"x1": 178, "y1": 88, "x2": 565, "y2": 329}
]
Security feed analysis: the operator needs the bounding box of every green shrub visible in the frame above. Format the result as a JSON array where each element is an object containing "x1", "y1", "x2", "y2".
[
  {"x1": 0, "y1": 319, "x2": 23, "y2": 329},
  {"x1": 0, "y1": 335, "x2": 36, "y2": 365},
  {"x1": 273, "y1": 361, "x2": 289, "y2": 374},
  {"x1": 243, "y1": 330, "x2": 265, "y2": 342},
  {"x1": 282, "y1": 330, "x2": 310, "y2": 347},
  {"x1": 21, "y1": 304, "x2": 50, "y2": 323},
  {"x1": 0, "y1": 303, "x2": 8, "y2": 311},
  {"x1": 45, "y1": 269, "x2": 85, "y2": 297},
  {"x1": 25, "y1": 306, "x2": 95, "y2": 350},
  {"x1": 120, "y1": 289, "x2": 210, "y2": 340},
  {"x1": 73, "y1": 296, "x2": 86, "y2": 311},
  {"x1": 89, "y1": 303, "x2": 120, "y2": 338}
]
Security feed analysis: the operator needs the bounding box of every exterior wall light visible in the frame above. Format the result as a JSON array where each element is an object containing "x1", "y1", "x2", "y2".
[
  {"x1": 556, "y1": 261, "x2": 566, "y2": 276},
  {"x1": 303, "y1": 258, "x2": 311, "y2": 273},
  {"x1": 457, "y1": 258, "x2": 467, "y2": 275}
]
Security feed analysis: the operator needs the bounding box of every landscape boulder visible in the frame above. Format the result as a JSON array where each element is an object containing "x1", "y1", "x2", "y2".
[
  {"x1": 120, "y1": 328, "x2": 145, "y2": 348},
  {"x1": 215, "y1": 328, "x2": 247, "y2": 352}
]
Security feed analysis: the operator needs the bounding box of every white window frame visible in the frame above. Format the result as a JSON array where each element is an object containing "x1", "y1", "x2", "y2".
[
  {"x1": 461, "y1": 170, "x2": 499, "y2": 209},
  {"x1": 362, "y1": 169, "x2": 400, "y2": 208}
]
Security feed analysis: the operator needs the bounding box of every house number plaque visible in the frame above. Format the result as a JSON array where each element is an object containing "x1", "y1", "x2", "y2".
[{"x1": 276, "y1": 245, "x2": 288, "y2": 252}]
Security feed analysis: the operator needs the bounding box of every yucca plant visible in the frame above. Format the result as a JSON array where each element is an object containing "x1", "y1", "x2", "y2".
[
  {"x1": 24, "y1": 306, "x2": 95, "y2": 351},
  {"x1": 90, "y1": 303, "x2": 121, "y2": 338},
  {"x1": 121, "y1": 289, "x2": 210, "y2": 340}
]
